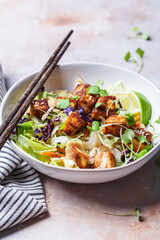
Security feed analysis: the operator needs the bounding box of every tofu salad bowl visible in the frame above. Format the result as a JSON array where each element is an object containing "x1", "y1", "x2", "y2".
[{"x1": 1, "y1": 62, "x2": 160, "y2": 184}]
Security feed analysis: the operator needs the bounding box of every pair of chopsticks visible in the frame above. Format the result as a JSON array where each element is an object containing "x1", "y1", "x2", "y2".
[{"x1": 0, "y1": 30, "x2": 73, "y2": 150}]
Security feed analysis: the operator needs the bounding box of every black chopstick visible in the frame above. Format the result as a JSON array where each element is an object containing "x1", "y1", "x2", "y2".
[
  {"x1": 0, "y1": 32, "x2": 73, "y2": 150},
  {"x1": 0, "y1": 30, "x2": 73, "y2": 136}
]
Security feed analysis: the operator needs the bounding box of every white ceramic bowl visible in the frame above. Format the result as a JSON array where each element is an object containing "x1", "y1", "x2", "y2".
[{"x1": 1, "y1": 62, "x2": 160, "y2": 184}]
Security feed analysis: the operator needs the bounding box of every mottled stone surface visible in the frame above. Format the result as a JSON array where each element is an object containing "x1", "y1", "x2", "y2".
[{"x1": 1, "y1": 0, "x2": 160, "y2": 239}]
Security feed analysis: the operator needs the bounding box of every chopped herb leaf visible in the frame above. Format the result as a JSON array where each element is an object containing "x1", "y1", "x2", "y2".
[
  {"x1": 95, "y1": 102, "x2": 102, "y2": 108},
  {"x1": 121, "y1": 129, "x2": 135, "y2": 144},
  {"x1": 57, "y1": 99, "x2": 69, "y2": 109},
  {"x1": 99, "y1": 89, "x2": 109, "y2": 96},
  {"x1": 71, "y1": 95, "x2": 80, "y2": 100},
  {"x1": 88, "y1": 85, "x2": 100, "y2": 95},
  {"x1": 141, "y1": 31, "x2": 149, "y2": 40},
  {"x1": 95, "y1": 79, "x2": 104, "y2": 87},
  {"x1": 145, "y1": 145, "x2": 152, "y2": 152},
  {"x1": 136, "y1": 48, "x2": 144, "y2": 58},
  {"x1": 119, "y1": 110, "x2": 136, "y2": 126},
  {"x1": 132, "y1": 27, "x2": 139, "y2": 32},
  {"x1": 155, "y1": 116, "x2": 160, "y2": 124},
  {"x1": 138, "y1": 135, "x2": 149, "y2": 144},
  {"x1": 59, "y1": 122, "x2": 66, "y2": 130},
  {"x1": 124, "y1": 51, "x2": 131, "y2": 62},
  {"x1": 132, "y1": 60, "x2": 137, "y2": 63},
  {"x1": 136, "y1": 149, "x2": 147, "y2": 159},
  {"x1": 92, "y1": 121, "x2": 100, "y2": 131}
]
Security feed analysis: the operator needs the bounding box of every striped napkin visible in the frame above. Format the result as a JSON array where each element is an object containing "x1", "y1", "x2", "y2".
[{"x1": 0, "y1": 64, "x2": 47, "y2": 231}]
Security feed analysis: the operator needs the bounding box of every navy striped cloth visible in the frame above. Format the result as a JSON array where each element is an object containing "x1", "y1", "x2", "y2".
[{"x1": 0, "y1": 64, "x2": 47, "y2": 231}]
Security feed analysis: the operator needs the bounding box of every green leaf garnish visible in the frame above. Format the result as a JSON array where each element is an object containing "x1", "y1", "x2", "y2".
[
  {"x1": 87, "y1": 85, "x2": 100, "y2": 95},
  {"x1": 155, "y1": 116, "x2": 160, "y2": 124},
  {"x1": 95, "y1": 79, "x2": 104, "y2": 87},
  {"x1": 124, "y1": 51, "x2": 131, "y2": 61},
  {"x1": 128, "y1": 27, "x2": 150, "y2": 41},
  {"x1": 136, "y1": 48, "x2": 144, "y2": 58},
  {"x1": 92, "y1": 121, "x2": 100, "y2": 131},
  {"x1": 141, "y1": 31, "x2": 149, "y2": 40},
  {"x1": 119, "y1": 110, "x2": 136, "y2": 126},
  {"x1": 57, "y1": 99, "x2": 69, "y2": 109},
  {"x1": 124, "y1": 48, "x2": 144, "y2": 73},
  {"x1": 95, "y1": 102, "x2": 102, "y2": 108},
  {"x1": 138, "y1": 135, "x2": 149, "y2": 144},
  {"x1": 145, "y1": 145, "x2": 152, "y2": 152},
  {"x1": 132, "y1": 27, "x2": 139, "y2": 32},
  {"x1": 121, "y1": 129, "x2": 135, "y2": 144},
  {"x1": 136, "y1": 149, "x2": 148, "y2": 159},
  {"x1": 99, "y1": 89, "x2": 109, "y2": 96},
  {"x1": 59, "y1": 122, "x2": 66, "y2": 130},
  {"x1": 35, "y1": 91, "x2": 48, "y2": 100},
  {"x1": 71, "y1": 95, "x2": 80, "y2": 100}
]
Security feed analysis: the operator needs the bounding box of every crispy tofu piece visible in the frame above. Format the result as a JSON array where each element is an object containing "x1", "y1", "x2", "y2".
[
  {"x1": 62, "y1": 112, "x2": 86, "y2": 136},
  {"x1": 128, "y1": 127, "x2": 152, "y2": 152},
  {"x1": 104, "y1": 115, "x2": 127, "y2": 136},
  {"x1": 30, "y1": 99, "x2": 49, "y2": 120},
  {"x1": 57, "y1": 97, "x2": 78, "y2": 110},
  {"x1": 78, "y1": 94, "x2": 97, "y2": 115},
  {"x1": 94, "y1": 151, "x2": 116, "y2": 169},
  {"x1": 72, "y1": 84, "x2": 90, "y2": 97},
  {"x1": 91, "y1": 96, "x2": 116, "y2": 120}
]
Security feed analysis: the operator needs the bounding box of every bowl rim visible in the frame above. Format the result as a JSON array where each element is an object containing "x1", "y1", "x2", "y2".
[{"x1": 1, "y1": 61, "x2": 160, "y2": 172}]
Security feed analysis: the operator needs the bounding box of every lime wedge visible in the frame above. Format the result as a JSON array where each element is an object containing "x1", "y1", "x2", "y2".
[
  {"x1": 114, "y1": 92, "x2": 140, "y2": 115},
  {"x1": 131, "y1": 91, "x2": 152, "y2": 126},
  {"x1": 109, "y1": 80, "x2": 126, "y2": 94},
  {"x1": 109, "y1": 81, "x2": 152, "y2": 125}
]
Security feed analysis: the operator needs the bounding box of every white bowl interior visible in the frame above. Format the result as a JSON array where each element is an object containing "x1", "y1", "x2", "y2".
[{"x1": 1, "y1": 62, "x2": 160, "y2": 183}]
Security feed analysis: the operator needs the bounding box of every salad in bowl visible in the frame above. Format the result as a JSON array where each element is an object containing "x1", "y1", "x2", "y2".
[{"x1": 12, "y1": 78, "x2": 156, "y2": 170}]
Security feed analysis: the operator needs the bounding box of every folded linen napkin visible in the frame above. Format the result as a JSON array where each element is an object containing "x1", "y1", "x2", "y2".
[{"x1": 0, "y1": 64, "x2": 47, "y2": 231}]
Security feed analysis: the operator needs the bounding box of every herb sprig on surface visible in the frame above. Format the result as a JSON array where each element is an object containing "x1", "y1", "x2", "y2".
[
  {"x1": 124, "y1": 48, "x2": 145, "y2": 73},
  {"x1": 104, "y1": 203, "x2": 141, "y2": 221},
  {"x1": 128, "y1": 27, "x2": 150, "y2": 40}
]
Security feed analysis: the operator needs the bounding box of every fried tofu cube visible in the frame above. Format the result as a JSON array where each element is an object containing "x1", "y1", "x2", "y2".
[
  {"x1": 78, "y1": 94, "x2": 97, "y2": 115},
  {"x1": 129, "y1": 127, "x2": 153, "y2": 152},
  {"x1": 30, "y1": 99, "x2": 49, "y2": 120},
  {"x1": 104, "y1": 115, "x2": 127, "y2": 136},
  {"x1": 56, "y1": 97, "x2": 78, "y2": 110},
  {"x1": 62, "y1": 112, "x2": 86, "y2": 136},
  {"x1": 72, "y1": 84, "x2": 90, "y2": 97},
  {"x1": 91, "y1": 96, "x2": 116, "y2": 120}
]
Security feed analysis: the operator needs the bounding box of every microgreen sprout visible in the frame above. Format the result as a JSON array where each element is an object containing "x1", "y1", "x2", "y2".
[
  {"x1": 87, "y1": 85, "x2": 100, "y2": 95},
  {"x1": 119, "y1": 110, "x2": 136, "y2": 126},
  {"x1": 57, "y1": 99, "x2": 69, "y2": 109},
  {"x1": 104, "y1": 202, "x2": 141, "y2": 221},
  {"x1": 124, "y1": 48, "x2": 145, "y2": 73},
  {"x1": 99, "y1": 89, "x2": 109, "y2": 96},
  {"x1": 87, "y1": 121, "x2": 100, "y2": 134},
  {"x1": 87, "y1": 80, "x2": 108, "y2": 96},
  {"x1": 128, "y1": 27, "x2": 150, "y2": 40},
  {"x1": 121, "y1": 129, "x2": 135, "y2": 144},
  {"x1": 95, "y1": 79, "x2": 104, "y2": 87},
  {"x1": 59, "y1": 122, "x2": 66, "y2": 130}
]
